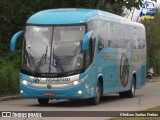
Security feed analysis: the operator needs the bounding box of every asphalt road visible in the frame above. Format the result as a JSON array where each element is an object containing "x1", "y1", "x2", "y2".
[{"x1": 0, "y1": 78, "x2": 160, "y2": 120}]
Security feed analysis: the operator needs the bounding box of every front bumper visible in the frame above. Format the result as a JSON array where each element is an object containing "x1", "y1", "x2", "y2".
[{"x1": 20, "y1": 81, "x2": 95, "y2": 100}]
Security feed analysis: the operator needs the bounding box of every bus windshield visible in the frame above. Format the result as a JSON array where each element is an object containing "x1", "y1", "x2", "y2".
[{"x1": 22, "y1": 25, "x2": 85, "y2": 76}]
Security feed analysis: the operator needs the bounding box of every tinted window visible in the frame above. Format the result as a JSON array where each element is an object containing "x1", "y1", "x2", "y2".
[{"x1": 99, "y1": 20, "x2": 110, "y2": 48}]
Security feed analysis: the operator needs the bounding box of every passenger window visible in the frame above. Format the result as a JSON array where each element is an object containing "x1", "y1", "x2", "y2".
[
  {"x1": 99, "y1": 20, "x2": 109, "y2": 48},
  {"x1": 137, "y1": 28, "x2": 146, "y2": 49},
  {"x1": 87, "y1": 20, "x2": 98, "y2": 39},
  {"x1": 125, "y1": 26, "x2": 133, "y2": 49},
  {"x1": 110, "y1": 23, "x2": 117, "y2": 48},
  {"x1": 116, "y1": 24, "x2": 125, "y2": 48},
  {"x1": 137, "y1": 39, "x2": 145, "y2": 49},
  {"x1": 110, "y1": 23, "x2": 117, "y2": 41},
  {"x1": 133, "y1": 27, "x2": 138, "y2": 49}
]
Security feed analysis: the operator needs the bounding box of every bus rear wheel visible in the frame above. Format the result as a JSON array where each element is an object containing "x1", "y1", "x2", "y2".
[
  {"x1": 126, "y1": 77, "x2": 136, "y2": 98},
  {"x1": 119, "y1": 77, "x2": 136, "y2": 98},
  {"x1": 89, "y1": 82, "x2": 102, "y2": 105},
  {"x1": 38, "y1": 98, "x2": 49, "y2": 105}
]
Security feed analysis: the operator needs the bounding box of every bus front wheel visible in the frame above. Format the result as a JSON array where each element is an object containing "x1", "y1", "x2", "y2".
[
  {"x1": 38, "y1": 98, "x2": 49, "y2": 105},
  {"x1": 89, "y1": 82, "x2": 102, "y2": 105}
]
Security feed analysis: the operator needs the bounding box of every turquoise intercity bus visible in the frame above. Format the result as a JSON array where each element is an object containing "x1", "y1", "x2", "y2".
[{"x1": 10, "y1": 9, "x2": 146, "y2": 105}]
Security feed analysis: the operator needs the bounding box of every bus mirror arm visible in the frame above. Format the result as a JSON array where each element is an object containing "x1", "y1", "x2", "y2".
[
  {"x1": 97, "y1": 37, "x2": 104, "y2": 52},
  {"x1": 10, "y1": 30, "x2": 24, "y2": 51},
  {"x1": 82, "y1": 30, "x2": 93, "y2": 51}
]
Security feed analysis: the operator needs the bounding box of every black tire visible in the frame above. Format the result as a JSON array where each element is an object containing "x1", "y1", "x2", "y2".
[
  {"x1": 38, "y1": 98, "x2": 49, "y2": 105},
  {"x1": 119, "y1": 91, "x2": 127, "y2": 98},
  {"x1": 89, "y1": 82, "x2": 102, "y2": 105},
  {"x1": 126, "y1": 77, "x2": 136, "y2": 98}
]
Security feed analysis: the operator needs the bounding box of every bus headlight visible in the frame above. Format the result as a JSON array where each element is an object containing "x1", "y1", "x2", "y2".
[
  {"x1": 21, "y1": 79, "x2": 31, "y2": 86},
  {"x1": 72, "y1": 75, "x2": 88, "y2": 86},
  {"x1": 73, "y1": 81, "x2": 79, "y2": 85}
]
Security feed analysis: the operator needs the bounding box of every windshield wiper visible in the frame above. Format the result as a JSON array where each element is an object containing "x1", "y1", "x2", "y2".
[
  {"x1": 33, "y1": 46, "x2": 48, "y2": 75},
  {"x1": 25, "y1": 40, "x2": 35, "y2": 70}
]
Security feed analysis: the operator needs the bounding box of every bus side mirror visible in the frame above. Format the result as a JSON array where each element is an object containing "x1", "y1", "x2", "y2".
[
  {"x1": 98, "y1": 37, "x2": 104, "y2": 52},
  {"x1": 82, "y1": 30, "x2": 93, "y2": 51},
  {"x1": 10, "y1": 31, "x2": 24, "y2": 51}
]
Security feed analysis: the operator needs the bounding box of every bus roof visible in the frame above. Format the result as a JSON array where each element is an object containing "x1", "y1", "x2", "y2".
[{"x1": 27, "y1": 8, "x2": 141, "y2": 26}]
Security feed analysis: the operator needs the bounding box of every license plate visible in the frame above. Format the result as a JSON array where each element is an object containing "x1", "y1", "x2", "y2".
[{"x1": 44, "y1": 92, "x2": 54, "y2": 96}]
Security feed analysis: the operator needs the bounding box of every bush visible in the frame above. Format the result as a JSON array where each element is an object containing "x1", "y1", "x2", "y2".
[
  {"x1": 0, "y1": 50, "x2": 20, "y2": 95},
  {"x1": 142, "y1": 9, "x2": 160, "y2": 75}
]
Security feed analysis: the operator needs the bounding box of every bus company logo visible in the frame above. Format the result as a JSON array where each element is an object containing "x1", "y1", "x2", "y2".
[
  {"x1": 119, "y1": 53, "x2": 129, "y2": 87},
  {"x1": 47, "y1": 84, "x2": 51, "y2": 89},
  {"x1": 142, "y1": 1, "x2": 154, "y2": 10},
  {"x1": 33, "y1": 78, "x2": 40, "y2": 83},
  {"x1": 140, "y1": 1, "x2": 155, "y2": 19},
  {"x1": 100, "y1": 52, "x2": 116, "y2": 60},
  {"x1": 46, "y1": 78, "x2": 70, "y2": 83}
]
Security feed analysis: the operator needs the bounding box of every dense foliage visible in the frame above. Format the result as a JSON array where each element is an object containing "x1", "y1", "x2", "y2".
[
  {"x1": 0, "y1": 0, "x2": 142, "y2": 53},
  {"x1": 0, "y1": 0, "x2": 159, "y2": 95},
  {"x1": 142, "y1": 9, "x2": 160, "y2": 75},
  {"x1": 0, "y1": 50, "x2": 20, "y2": 95}
]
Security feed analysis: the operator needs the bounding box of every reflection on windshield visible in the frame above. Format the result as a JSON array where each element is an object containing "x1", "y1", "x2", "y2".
[
  {"x1": 51, "y1": 26, "x2": 85, "y2": 73},
  {"x1": 22, "y1": 25, "x2": 85, "y2": 75},
  {"x1": 23, "y1": 26, "x2": 52, "y2": 73}
]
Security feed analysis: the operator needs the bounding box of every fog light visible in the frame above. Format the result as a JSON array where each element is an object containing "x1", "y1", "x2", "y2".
[
  {"x1": 78, "y1": 90, "x2": 83, "y2": 95},
  {"x1": 73, "y1": 81, "x2": 79, "y2": 85},
  {"x1": 20, "y1": 90, "x2": 23, "y2": 94}
]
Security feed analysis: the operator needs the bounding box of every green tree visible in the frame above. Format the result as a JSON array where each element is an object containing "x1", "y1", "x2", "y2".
[
  {"x1": 0, "y1": 0, "x2": 143, "y2": 54},
  {"x1": 142, "y1": 8, "x2": 160, "y2": 75}
]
